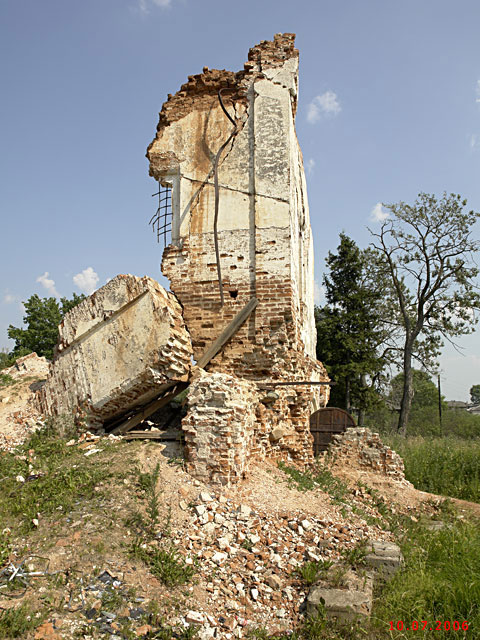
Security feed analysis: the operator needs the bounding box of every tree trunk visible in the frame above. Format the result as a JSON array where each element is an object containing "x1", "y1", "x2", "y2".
[
  {"x1": 397, "y1": 340, "x2": 415, "y2": 436},
  {"x1": 358, "y1": 373, "x2": 367, "y2": 426},
  {"x1": 345, "y1": 377, "x2": 351, "y2": 413}
]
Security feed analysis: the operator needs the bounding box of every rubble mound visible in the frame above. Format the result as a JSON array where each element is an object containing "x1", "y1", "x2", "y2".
[
  {"x1": 0, "y1": 354, "x2": 49, "y2": 452},
  {"x1": 323, "y1": 427, "x2": 407, "y2": 482},
  {"x1": 2, "y1": 352, "x2": 50, "y2": 380}
]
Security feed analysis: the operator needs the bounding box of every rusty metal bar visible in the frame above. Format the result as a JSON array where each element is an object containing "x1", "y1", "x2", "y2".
[{"x1": 213, "y1": 88, "x2": 238, "y2": 306}]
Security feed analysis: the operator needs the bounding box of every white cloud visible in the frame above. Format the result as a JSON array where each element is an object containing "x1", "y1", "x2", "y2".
[
  {"x1": 73, "y1": 267, "x2": 99, "y2": 296},
  {"x1": 3, "y1": 293, "x2": 15, "y2": 304},
  {"x1": 307, "y1": 91, "x2": 341, "y2": 124},
  {"x1": 470, "y1": 134, "x2": 480, "y2": 150},
  {"x1": 370, "y1": 202, "x2": 389, "y2": 223},
  {"x1": 314, "y1": 281, "x2": 325, "y2": 305},
  {"x1": 36, "y1": 272, "x2": 60, "y2": 298},
  {"x1": 306, "y1": 158, "x2": 316, "y2": 175},
  {"x1": 476, "y1": 79, "x2": 480, "y2": 103},
  {"x1": 138, "y1": 0, "x2": 171, "y2": 13}
]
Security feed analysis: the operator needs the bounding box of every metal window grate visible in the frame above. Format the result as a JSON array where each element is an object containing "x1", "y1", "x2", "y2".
[{"x1": 149, "y1": 181, "x2": 172, "y2": 247}]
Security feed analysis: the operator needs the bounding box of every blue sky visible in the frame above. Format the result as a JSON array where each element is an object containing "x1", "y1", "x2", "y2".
[{"x1": 1, "y1": 0, "x2": 479, "y2": 400}]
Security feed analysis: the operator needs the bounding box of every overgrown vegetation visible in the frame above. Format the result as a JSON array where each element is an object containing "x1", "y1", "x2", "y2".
[
  {"x1": 278, "y1": 461, "x2": 348, "y2": 503},
  {"x1": 386, "y1": 436, "x2": 480, "y2": 502},
  {"x1": 0, "y1": 602, "x2": 46, "y2": 639},
  {"x1": 0, "y1": 418, "x2": 112, "y2": 533},
  {"x1": 0, "y1": 373, "x2": 14, "y2": 387},
  {"x1": 127, "y1": 464, "x2": 196, "y2": 588}
]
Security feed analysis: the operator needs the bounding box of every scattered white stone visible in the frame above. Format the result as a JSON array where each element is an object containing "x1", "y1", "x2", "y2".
[
  {"x1": 266, "y1": 574, "x2": 282, "y2": 590},
  {"x1": 15, "y1": 475, "x2": 25, "y2": 483},
  {"x1": 203, "y1": 522, "x2": 216, "y2": 535},
  {"x1": 237, "y1": 504, "x2": 251, "y2": 519},
  {"x1": 250, "y1": 588, "x2": 259, "y2": 601},
  {"x1": 84, "y1": 448, "x2": 102, "y2": 457},
  {"x1": 179, "y1": 500, "x2": 188, "y2": 510},
  {"x1": 217, "y1": 537, "x2": 231, "y2": 550},
  {"x1": 249, "y1": 534, "x2": 261, "y2": 545},
  {"x1": 200, "y1": 491, "x2": 213, "y2": 503},
  {"x1": 212, "y1": 552, "x2": 227, "y2": 564},
  {"x1": 32, "y1": 518, "x2": 39, "y2": 527},
  {"x1": 185, "y1": 611, "x2": 204, "y2": 624},
  {"x1": 195, "y1": 505, "x2": 207, "y2": 516}
]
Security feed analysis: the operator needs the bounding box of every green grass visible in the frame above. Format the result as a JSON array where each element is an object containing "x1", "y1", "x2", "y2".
[
  {"x1": 295, "y1": 559, "x2": 333, "y2": 585},
  {"x1": 386, "y1": 436, "x2": 480, "y2": 502},
  {"x1": 278, "y1": 461, "x2": 348, "y2": 503},
  {"x1": 373, "y1": 505, "x2": 480, "y2": 639},
  {"x1": 0, "y1": 373, "x2": 14, "y2": 388},
  {"x1": 0, "y1": 602, "x2": 45, "y2": 638},
  {"x1": 0, "y1": 419, "x2": 113, "y2": 533},
  {"x1": 130, "y1": 543, "x2": 196, "y2": 587}
]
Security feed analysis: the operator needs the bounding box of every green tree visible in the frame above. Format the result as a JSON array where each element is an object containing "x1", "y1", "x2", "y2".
[
  {"x1": 315, "y1": 233, "x2": 390, "y2": 422},
  {"x1": 7, "y1": 293, "x2": 86, "y2": 360},
  {"x1": 370, "y1": 192, "x2": 480, "y2": 435},
  {"x1": 390, "y1": 370, "x2": 441, "y2": 410},
  {"x1": 470, "y1": 385, "x2": 480, "y2": 405}
]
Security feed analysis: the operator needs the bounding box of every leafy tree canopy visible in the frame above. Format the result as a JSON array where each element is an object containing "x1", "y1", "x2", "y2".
[
  {"x1": 470, "y1": 385, "x2": 480, "y2": 405},
  {"x1": 7, "y1": 293, "x2": 86, "y2": 361}
]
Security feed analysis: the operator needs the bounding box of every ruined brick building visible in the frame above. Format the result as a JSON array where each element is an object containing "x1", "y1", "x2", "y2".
[
  {"x1": 40, "y1": 34, "x2": 330, "y2": 485},
  {"x1": 146, "y1": 33, "x2": 329, "y2": 482}
]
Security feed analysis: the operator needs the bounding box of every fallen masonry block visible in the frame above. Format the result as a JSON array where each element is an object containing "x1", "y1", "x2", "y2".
[
  {"x1": 307, "y1": 570, "x2": 373, "y2": 622},
  {"x1": 364, "y1": 540, "x2": 403, "y2": 577},
  {"x1": 38, "y1": 274, "x2": 193, "y2": 429}
]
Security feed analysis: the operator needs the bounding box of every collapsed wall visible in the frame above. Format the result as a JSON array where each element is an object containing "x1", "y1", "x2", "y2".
[
  {"x1": 147, "y1": 33, "x2": 329, "y2": 480},
  {"x1": 38, "y1": 275, "x2": 192, "y2": 428}
]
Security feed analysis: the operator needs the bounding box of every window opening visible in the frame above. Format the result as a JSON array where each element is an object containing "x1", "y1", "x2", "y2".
[{"x1": 149, "y1": 180, "x2": 173, "y2": 248}]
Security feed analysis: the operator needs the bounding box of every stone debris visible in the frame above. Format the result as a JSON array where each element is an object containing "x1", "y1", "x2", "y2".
[
  {"x1": 141, "y1": 487, "x2": 393, "y2": 635},
  {"x1": 2, "y1": 352, "x2": 50, "y2": 381},
  {"x1": 307, "y1": 569, "x2": 374, "y2": 622},
  {"x1": 38, "y1": 275, "x2": 193, "y2": 429},
  {"x1": 364, "y1": 540, "x2": 403, "y2": 577},
  {"x1": 323, "y1": 427, "x2": 408, "y2": 482}
]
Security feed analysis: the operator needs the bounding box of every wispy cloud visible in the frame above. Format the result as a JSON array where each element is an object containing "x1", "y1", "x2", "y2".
[
  {"x1": 73, "y1": 267, "x2": 99, "y2": 296},
  {"x1": 476, "y1": 79, "x2": 480, "y2": 103},
  {"x1": 37, "y1": 272, "x2": 60, "y2": 298},
  {"x1": 370, "y1": 202, "x2": 389, "y2": 223},
  {"x1": 314, "y1": 281, "x2": 325, "y2": 305},
  {"x1": 469, "y1": 134, "x2": 480, "y2": 150},
  {"x1": 138, "y1": 0, "x2": 171, "y2": 14},
  {"x1": 3, "y1": 292, "x2": 16, "y2": 304},
  {"x1": 306, "y1": 158, "x2": 316, "y2": 175},
  {"x1": 307, "y1": 91, "x2": 341, "y2": 124}
]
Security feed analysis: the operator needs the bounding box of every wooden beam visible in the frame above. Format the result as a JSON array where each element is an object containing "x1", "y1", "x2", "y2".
[
  {"x1": 257, "y1": 380, "x2": 334, "y2": 388},
  {"x1": 109, "y1": 297, "x2": 257, "y2": 436},
  {"x1": 196, "y1": 297, "x2": 258, "y2": 369},
  {"x1": 122, "y1": 430, "x2": 181, "y2": 441},
  {"x1": 110, "y1": 381, "x2": 188, "y2": 435}
]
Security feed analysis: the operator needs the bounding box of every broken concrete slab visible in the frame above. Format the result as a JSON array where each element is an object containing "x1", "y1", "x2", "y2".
[
  {"x1": 365, "y1": 540, "x2": 403, "y2": 577},
  {"x1": 38, "y1": 274, "x2": 193, "y2": 428},
  {"x1": 307, "y1": 569, "x2": 373, "y2": 622}
]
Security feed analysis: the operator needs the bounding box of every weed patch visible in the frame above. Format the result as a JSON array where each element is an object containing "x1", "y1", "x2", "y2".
[
  {"x1": 277, "y1": 462, "x2": 348, "y2": 503},
  {"x1": 386, "y1": 436, "x2": 480, "y2": 502},
  {"x1": 0, "y1": 373, "x2": 14, "y2": 388},
  {"x1": 0, "y1": 602, "x2": 45, "y2": 638}
]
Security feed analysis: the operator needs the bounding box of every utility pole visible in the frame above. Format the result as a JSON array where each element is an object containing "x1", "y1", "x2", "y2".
[{"x1": 437, "y1": 374, "x2": 442, "y2": 428}]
